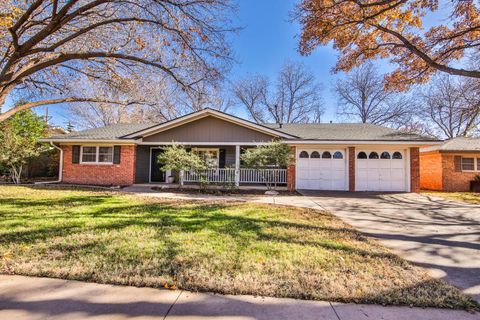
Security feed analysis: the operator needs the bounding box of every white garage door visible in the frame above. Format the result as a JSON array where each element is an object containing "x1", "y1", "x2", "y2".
[
  {"x1": 296, "y1": 149, "x2": 347, "y2": 190},
  {"x1": 356, "y1": 150, "x2": 407, "y2": 192}
]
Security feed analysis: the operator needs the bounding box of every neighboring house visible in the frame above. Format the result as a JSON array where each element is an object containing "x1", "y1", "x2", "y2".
[
  {"x1": 41, "y1": 108, "x2": 439, "y2": 192},
  {"x1": 420, "y1": 137, "x2": 480, "y2": 192}
]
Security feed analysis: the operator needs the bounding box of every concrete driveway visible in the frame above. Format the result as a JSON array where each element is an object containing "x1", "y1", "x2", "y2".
[{"x1": 297, "y1": 191, "x2": 480, "y2": 303}]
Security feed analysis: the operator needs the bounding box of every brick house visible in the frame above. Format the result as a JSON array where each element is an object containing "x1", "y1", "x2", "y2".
[
  {"x1": 42, "y1": 109, "x2": 439, "y2": 192},
  {"x1": 420, "y1": 138, "x2": 480, "y2": 192}
]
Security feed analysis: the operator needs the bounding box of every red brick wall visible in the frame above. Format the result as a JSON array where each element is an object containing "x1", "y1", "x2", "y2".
[
  {"x1": 348, "y1": 147, "x2": 355, "y2": 192},
  {"x1": 61, "y1": 145, "x2": 136, "y2": 186},
  {"x1": 419, "y1": 151, "x2": 443, "y2": 191},
  {"x1": 442, "y1": 153, "x2": 480, "y2": 192},
  {"x1": 287, "y1": 146, "x2": 296, "y2": 192},
  {"x1": 410, "y1": 147, "x2": 420, "y2": 193}
]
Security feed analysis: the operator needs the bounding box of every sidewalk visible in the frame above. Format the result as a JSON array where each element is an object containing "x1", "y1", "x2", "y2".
[{"x1": 0, "y1": 275, "x2": 477, "y2": 320}]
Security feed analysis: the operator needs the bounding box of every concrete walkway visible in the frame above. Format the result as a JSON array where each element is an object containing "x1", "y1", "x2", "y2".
[
  {"x1": 123, "y1": 186, "x2": 480, "y2": 303},
  {"x1": 0, "y1": 275, "x2": 477, "y2": 320}
]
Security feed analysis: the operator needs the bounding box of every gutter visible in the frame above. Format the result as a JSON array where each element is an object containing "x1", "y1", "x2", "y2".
[
  {"x1": 35, "y1": 142, "x2": 63, "y2": 184},
  {"x1": 39, "y1": 139, "x2": 137, "y2": 144},
  {"x1": 283, "y1": 140, "x2": 443, "y2": 145}
]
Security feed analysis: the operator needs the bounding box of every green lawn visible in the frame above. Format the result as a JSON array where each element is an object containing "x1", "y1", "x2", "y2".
[
  {"x1": 0, "y1": 186, "x2": 476, "y2": 310},
  {"x1": 422, "y1": 191, "x2": 480, "y2": 205}
]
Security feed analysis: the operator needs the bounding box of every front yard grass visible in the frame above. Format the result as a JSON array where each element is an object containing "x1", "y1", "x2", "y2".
[
  {"x1": 422, "y1": 191, "x2": 480, "y2": 205},
  {"x1": 0, "y1": 186, "x2": 477, "y2": 310}
]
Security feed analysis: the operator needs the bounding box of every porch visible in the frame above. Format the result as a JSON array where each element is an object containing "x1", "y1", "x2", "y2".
[{"x1": 134, "y1": 145, "x2": 288, "y2": 187}]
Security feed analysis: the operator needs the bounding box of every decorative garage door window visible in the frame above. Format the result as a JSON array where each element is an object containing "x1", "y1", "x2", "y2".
[
  {"x1": 356, "y1": 150, "x2": 406, "y2": 192},
  {"x1": 333, "y1": 151, "x2": 343, "y2": 159},
  {"x1": 393, "y1": 152, "x2": 403, "y2": 159},
  {"x1": 296, "y1": 150, "x2": 346, "y2": 191},
  {"x1": 357, "y1": 152, "x2": 367, "y2": 159}
]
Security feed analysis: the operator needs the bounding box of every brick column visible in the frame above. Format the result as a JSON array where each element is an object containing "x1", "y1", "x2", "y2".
[
  {"x1": 410, "y1": 147, "x2": 420, "y2": 193},
  {"x1": 348, "y1": 147, "x2": 355, "y2": 192},
  {"x1": 287, "y1": 146, "x2": 296, "y2": 192}
]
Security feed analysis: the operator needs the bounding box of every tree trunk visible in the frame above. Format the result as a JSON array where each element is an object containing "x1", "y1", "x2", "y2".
[{"x1": 11, "y1": 165, "x2": 22, "y2": 184}]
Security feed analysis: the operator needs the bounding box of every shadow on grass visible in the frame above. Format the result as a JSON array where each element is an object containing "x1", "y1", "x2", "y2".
[{"x1": 0, "y1": 194, "x2": 380, "y2": 262}]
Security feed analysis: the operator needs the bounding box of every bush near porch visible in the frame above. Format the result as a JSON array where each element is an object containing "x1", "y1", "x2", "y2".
[{"x1": 0, "y1": 186, "x2": 477, "y2": 310}]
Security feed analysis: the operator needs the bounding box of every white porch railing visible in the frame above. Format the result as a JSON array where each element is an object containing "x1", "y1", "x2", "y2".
[
  {"x1": 184, "y1": 169, "x2": 236, "y2": 183},
  {"x1": 239, "y1": 168, "x2": 287, "y2": 184},
  {"x1": 183, "y1": 168, "x2": 287, "y2": 184}
]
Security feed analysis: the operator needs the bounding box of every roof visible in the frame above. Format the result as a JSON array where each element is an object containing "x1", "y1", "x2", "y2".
[
  {"x1": 42, "y1": 109, "x2": 438, "y2": 143},
  {"x1": 48, "y1": 123, "x2": 155, "y2": 140},
  {"x1": 266, "y1": 123, "x2": 436, "y2": 141},
  {"x1": 422, "y1": 137, "x2": 480, "y2": 152}
]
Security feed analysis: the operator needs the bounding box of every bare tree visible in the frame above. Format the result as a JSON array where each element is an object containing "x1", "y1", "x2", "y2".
[
  {"x1": 420, "y1": 74, "x2": 480, "y2": 138},
  {"x1": 180, "y1": 81, "x2": 233, "y2": 114},
  {"x1": 0, "y1": 0, "x2": 235, "y2": 122},
  {"x1": 69, "y1": 74, "x2": 233, "y2": 128},
  {"x1": 233, "y1": 61, "x2": 324, "y2": 124},
  {"x1": 336, "y1": 63, "x2": 412, "y2": 126}
]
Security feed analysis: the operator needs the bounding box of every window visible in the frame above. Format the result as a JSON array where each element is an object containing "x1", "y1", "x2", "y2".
[
  {"x1": 98, "y1": 147, "x2": 113, "y2": 163},
  {"x1": 322, "y1": 151, "x2": 332, "y2": 159},
  {"x1": 81, "y1": 146, "x2": 97, "y2": 163},
  {"x1": 380, "y1": 152, "x2": 391, "y2": 159},
  {"x1": 81, "y1": 146, "x2": 113, "y2": 164},
  {"x1": 462, "y1": 157, "x2": 475, "y2": 171},
  {"x1": 392, "y1": 152, "x2": 403, "y2": 159},
  {"x1": 299, "y1": 151, "x2": 309, "y2": 158},
  {"x1": 310, "y1": 151, "x2": 320, "y2": 158},
  {"x1": 357, "y1": 152, "x2": 367, "y2": 159},
  {"x1": 194, "y1": 148, "x2": 219, "y2": 168},
  {"x1": 333, "y1": 151, "x2": 343, "y2": 159},
  {"x1": 369, "y1": 152, "x2": 379, "y2": 159}
]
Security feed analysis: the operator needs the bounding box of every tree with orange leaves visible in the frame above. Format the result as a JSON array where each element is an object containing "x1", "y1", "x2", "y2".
[{"x1": 296, "y1": 0, "x2": 480, "y2": 90}]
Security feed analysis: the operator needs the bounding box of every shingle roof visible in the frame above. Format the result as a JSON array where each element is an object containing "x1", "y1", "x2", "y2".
[
  {"x1": 266, "y1": 123, "x2": 436, "y2": 141},
  {"x1": 45, "y1": 119, "x2": 436, "y2": 142},
  {"x1": 48, "y1": 123, "x2": 155, "y2": 140},
  {"x1": 432, "y1": 137, "x2": 480, "y2": 152}
]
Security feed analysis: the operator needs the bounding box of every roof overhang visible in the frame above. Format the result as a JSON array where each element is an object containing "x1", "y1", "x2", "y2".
[
  {"x1": 39, "y1": 138, "x2": 137, "y2": 144},
  {"x1": 121, "y1": 108, "x2": 298, "y2": 140},
  {"x1": 286, "y1": 140, "x2": 443, "y2": 146}
]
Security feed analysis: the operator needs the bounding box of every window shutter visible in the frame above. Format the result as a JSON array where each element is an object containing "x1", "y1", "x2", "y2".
[
  {"x1": 113, "y1": 146, "x2": 121, "y2": 164},
  {"x1": 72, "y1": 145, "x2": 80, "y2": 164},
  {"x1": 219, "y1": 149, "x2": 226, "y2": 168},
  {"x1": 454, "y1": 156, "x2": 462, "y2": 172}
]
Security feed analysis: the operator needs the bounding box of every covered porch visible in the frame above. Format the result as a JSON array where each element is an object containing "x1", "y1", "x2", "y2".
[{"x1": 135, "y1": 144, "x2": 288, "y2": 187}]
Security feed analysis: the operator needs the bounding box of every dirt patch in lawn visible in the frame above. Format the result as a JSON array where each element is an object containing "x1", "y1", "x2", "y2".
[{"x1": 0, "y1": 186, "x2": 477, "y2": 310}]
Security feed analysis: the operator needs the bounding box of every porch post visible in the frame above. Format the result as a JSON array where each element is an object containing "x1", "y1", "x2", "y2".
[{"x1": 235, "y1": 145, "x2": 240, "y2": 187}]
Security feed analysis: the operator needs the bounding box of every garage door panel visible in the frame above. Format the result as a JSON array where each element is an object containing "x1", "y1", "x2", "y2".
[
  {"x1": 357, "y1": 161, "x2": 368, "y2": 169},
  {"x1": 377, "y1": 161, "x2": 391, "y2": 168},
  {"x1": 391, "y1": 160, "x2": 404, "y2": 168}
]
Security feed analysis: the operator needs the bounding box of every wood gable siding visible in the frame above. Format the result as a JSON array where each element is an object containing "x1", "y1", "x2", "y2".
[{"x1": 142, "y1": 116, "x2": 276, "y2": 143}]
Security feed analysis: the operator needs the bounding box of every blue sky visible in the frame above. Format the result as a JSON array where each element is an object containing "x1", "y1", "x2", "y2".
[
  {"x1": 43, "y1": 0, "x2": 344, "y2": 127},
  {"x1": 228, "y1": 0, "x2": 339, "y2": 121}
]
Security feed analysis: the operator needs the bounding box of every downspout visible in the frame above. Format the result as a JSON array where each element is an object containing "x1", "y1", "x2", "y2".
[{"x1": 35, "y1": 141, "x2": 63, "y2": 184}]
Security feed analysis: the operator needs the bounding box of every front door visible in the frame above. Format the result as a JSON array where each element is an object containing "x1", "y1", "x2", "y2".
[{"x1": 151, "y1": 149, "x2": 166, "y2": 182}]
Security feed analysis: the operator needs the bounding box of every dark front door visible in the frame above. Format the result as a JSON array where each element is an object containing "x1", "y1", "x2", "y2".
[{"x1": 151, "y1": 149, "x2": 166, "y2": 182}]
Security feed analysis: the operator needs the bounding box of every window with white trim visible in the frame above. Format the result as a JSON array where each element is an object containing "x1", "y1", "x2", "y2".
[
  {"x1": 193, "y1": 148, "x2": 219, "y2": 168},
  {"x1": 461, "y1": 157, "x2": 475, "y2": 171},
  {"x1": 81, "y1": 146, "x2": 113, "y2": 164}
]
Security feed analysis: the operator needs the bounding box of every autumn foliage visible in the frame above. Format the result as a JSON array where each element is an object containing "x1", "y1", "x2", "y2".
[{"x1": 296, "y1": 0, "x2": 480, "y2": 90}]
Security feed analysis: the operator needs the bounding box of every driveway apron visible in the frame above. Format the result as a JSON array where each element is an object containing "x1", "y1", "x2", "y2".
[{"x1": 298, "y1": 191, "x2": 480, "y2": 303}]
